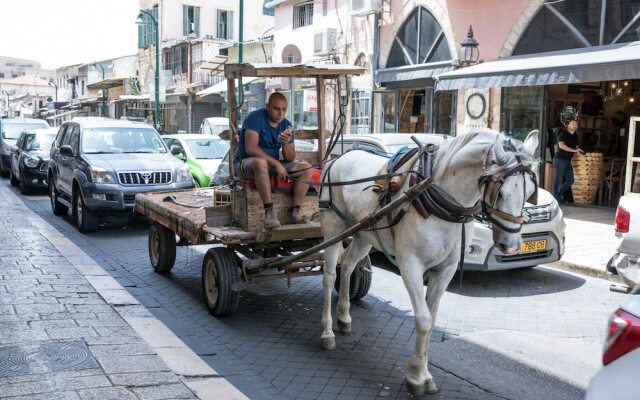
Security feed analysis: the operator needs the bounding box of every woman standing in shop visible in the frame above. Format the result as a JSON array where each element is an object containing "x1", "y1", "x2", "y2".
[{"x1": 553, "y1": 106, "x2": 585, "y2": 204}]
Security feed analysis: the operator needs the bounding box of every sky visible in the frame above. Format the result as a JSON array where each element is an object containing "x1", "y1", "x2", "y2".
[{"x1": 0, "y1": 0, "x2": 140, "y2": 70}]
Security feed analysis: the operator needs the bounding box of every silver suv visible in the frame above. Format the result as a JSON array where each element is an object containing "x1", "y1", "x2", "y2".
[{"x1": 48, "y1": 117, "x2": 194, "y2": 232}]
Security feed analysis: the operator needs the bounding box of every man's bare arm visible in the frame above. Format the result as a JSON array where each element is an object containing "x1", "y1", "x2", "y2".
[{"x1": 245, "y1": 129, "x2": 281, "y2": 166}]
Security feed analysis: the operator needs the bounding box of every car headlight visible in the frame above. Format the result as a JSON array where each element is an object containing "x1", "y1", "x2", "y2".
[
  {"x1": 175, "y1": 165, "x2": 192, "y2": 183},
  {"x1": 91, "y1": 166, "x2": 115, "y2": 184},
  {"x1": 24, "y1": 156, "x2": 39, "y2": 168},
  {"x1": 548, "y1": 198, "x2": 560, "y2": 220}
]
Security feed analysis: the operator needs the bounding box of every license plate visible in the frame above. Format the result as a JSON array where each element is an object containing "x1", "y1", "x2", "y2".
[{"x1": 520, "y1": 240, "x2": 547, "y2": 253}]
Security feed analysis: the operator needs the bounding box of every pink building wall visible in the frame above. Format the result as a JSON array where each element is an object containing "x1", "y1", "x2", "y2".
[{"x1": 379, "y1": 0, "x2": 532, "y2": 67}]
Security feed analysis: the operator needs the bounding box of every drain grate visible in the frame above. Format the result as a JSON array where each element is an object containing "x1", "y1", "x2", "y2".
[{"x1": 0, "y1": 341, "x2": 99, "y2": 377}]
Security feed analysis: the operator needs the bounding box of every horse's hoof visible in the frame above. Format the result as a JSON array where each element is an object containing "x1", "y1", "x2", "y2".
[
  {"x1": 337, "y1": 320, "x2": 351, "y2": 334},
  {"x1": 320, "y1": 336, "x2": 336, "y2": 350},
  {"x1": 406, "y1": 381, "x2": 426, "y2": 396},
  {"x1": 425, "y1": 379, "x2": 438, "y2": 394}
]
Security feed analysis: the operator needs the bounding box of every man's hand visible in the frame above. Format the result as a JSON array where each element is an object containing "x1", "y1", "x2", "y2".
[
  {"x1": 278, "y1": 126, "x2": 292, "y2": 145},
  {"x1": 275, "y1": 163, "x2": 287, "y2": 180}
]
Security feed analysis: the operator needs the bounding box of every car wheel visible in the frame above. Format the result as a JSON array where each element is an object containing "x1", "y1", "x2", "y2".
[
  {"x1": 73, "y1": 191, "x2": 98, "y2": 233},
  {"x1": 9, "y1": 167, "x2": 18, "y2": 187},
  {"x1": 49, "y1": 180, "x2": 68, "y2": 216},
  {"x1": 194, "y1": 178, "x2": 201, "y2": 188},
  {"x1": 19, "y1": 177, "x2": 31, "y2": 195}
]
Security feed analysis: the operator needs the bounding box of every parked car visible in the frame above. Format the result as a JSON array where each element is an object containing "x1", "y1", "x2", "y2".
[
  {"x1": 48, "y1": 117, "x2": 194, "y2": 232},
  {"x1": 607, "y1": 195, "x2": 640, "y2": 286},
  {"x1": 161, "y1": 134, "x2": 230, "y2": 187},
  {"x1": 9, "y1": 127, "x2": 58, "y2": 194},
  {"x1": 585, "y1": 283, "x2": 640, "y2": 400},
  {"x1": 328, "y1": 133, "x2": 566, "y2": 271},
  {"x1": 199, "y1": 117, "x2": 229, "y2": 135},
  {"x1": 0, "y1": 118, "x2": 49, "y2": 176}
]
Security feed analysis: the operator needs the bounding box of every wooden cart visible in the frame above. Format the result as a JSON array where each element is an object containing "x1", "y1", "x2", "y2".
[{"x1": 134, "y1": 63, "x2": 370, "y2": 316}]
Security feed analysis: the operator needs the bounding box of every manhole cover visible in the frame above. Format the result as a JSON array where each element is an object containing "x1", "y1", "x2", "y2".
[{"x1": 0, "y1": 342, "x2": 99, "y2": 377}]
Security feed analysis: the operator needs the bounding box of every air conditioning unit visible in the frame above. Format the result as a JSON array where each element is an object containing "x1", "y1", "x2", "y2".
[
  {"x1": 314, "y1": 28, "x2": 337, "y2": 55},
  {"x1": 351, "y1": 0, "x2": 380, "y2": 16}
]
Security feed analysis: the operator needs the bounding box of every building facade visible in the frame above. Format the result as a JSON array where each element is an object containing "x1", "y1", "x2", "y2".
[{"x1": 137, "y1": 0, "x2": 275, "y2": 133}]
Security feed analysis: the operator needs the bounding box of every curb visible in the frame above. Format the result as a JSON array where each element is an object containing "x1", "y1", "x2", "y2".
[
  {"x1": 7, "y1": 188, "x2": 248, "y2": 400},
  {"x1": 547, "y1": 259, "x2": 619, "y2": 283}
]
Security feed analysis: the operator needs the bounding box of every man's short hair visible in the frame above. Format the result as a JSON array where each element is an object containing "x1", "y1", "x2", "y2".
[{"x1": 267, "y1": 92, "x2": 288, "y2": 105}]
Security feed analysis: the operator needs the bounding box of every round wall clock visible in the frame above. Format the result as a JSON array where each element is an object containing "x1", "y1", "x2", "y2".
[{"x1": 466, "y1": 93, "x2": 486, "y2": 119}]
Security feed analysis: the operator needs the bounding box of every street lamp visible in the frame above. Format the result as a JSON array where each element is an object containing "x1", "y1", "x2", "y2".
[
  {"x1": 459, "y1": 25, "x2": 480, "y2": 67},
  {"x1": 92, "y1": 62, "x2": 107, "y2": 117},
  {"x1": 136, "y1": 10, "x2": 160, "y2": 130},
  {"x1": 48, "y1": 80, "x2": 58, "y2": 102}
]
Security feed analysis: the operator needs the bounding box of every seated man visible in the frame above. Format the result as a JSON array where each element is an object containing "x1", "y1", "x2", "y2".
[{"x1": 233, "y1": 92, "x2": 312, "y2": 228}]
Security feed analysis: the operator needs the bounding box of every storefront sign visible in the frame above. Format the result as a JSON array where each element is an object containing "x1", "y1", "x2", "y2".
[{"x1": 303, "y1": 89, "x2": 317, "y2": 112}]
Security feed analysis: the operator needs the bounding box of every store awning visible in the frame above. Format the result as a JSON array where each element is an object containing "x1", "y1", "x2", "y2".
[
  {"x1": 46, "y1": 109, "x2": 81, "y2": 120},
  {"x1": 87, "y1": 77, "x2": 126, "y2": 90},
  {"x1": 375, "y1": 60, "x2": 454, "y2": 85},
  {"x1": 436, "y1": 41, "x2": 640, "y2": 91},
  {"x1": 196, "y1": 77, "x2": 259, "y2": 97}
]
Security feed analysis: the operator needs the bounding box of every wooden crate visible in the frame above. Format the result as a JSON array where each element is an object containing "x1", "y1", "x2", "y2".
[
  {"x1": 232, "y1": 186, "x2": 318, "y2": 231},
  {"x1": 571, "y1": 152, "x2": 603, "y2": 204}
]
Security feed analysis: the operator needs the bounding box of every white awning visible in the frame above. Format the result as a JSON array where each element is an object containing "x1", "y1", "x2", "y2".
[
  {"x1": 435, "y1": 41, "x2": 640, "y2": 91},
  {"x1": 196, "y1": 77, "x2": 259, "y2": 97},
  {"x1": 375, "y1": 60, "x2": 454, "y2": 85},
  {"x1": 46, "y1": 109, "x2": 81, "y2": 120}
]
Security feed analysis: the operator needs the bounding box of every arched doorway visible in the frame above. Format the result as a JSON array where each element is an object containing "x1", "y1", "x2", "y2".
[{"x1": 374, "y1": 6, "x2": 456, "y2": 134}]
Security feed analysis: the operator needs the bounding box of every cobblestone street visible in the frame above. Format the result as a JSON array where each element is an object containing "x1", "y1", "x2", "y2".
[{"x1": 17, "y1": 187, "x2": 624, "y2": 400}]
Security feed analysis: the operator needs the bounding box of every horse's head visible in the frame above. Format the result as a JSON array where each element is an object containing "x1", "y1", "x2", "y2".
[{"x1": 480, "y1": 131, "x2": 539, "y2": 254}]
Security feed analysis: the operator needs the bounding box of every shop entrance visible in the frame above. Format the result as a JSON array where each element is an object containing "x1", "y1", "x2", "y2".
[{"x1": 545, "y1": 80, "x2": 640, "y2": 207}]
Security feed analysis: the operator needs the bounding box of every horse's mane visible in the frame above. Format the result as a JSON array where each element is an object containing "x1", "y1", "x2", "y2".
[{"x1": 432, "y1": 130, "x2": 537, "y2": 182}]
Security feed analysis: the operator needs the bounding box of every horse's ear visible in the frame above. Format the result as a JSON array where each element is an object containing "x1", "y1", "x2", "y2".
[
  {"x1": 523, "y1": 130, "x2": 539, "y2": 156},
  {"x1": 494, "y1": 136, "x2": 509, "y2": 165}
]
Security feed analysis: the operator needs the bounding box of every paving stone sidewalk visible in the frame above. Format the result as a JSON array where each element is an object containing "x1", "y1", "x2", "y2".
[
  {"x1": 549, "y1": 204, "x2": 618, "y2": 281},
  {"x1": 0, "y1": 185, "x2": 246, "y2": 399}
]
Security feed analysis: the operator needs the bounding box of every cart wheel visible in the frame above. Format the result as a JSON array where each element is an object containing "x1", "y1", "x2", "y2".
[
  {"x1": 148, "y1": 222, "x2": 176, "y2": 272},
  {"x1": 334, "y1": 255, "x2": 372, "y2": 300},
  {"x1": 202, "y1": 247, "x2": 240, "y2": 316}
]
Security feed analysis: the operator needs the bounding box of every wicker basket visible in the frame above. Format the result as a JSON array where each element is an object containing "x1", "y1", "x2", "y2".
[{"x1": 571, "y1": 152, "x2": 603, "y2": 205}]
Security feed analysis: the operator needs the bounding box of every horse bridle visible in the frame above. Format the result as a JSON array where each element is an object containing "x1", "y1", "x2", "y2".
[{"x1": 477, "y1": 156, "x2": 538, "y2": 234}]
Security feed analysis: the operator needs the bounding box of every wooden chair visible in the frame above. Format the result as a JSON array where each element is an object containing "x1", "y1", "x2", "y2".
[{"x1": 601, "y1": 157, "x2": 625, "y2": 206}]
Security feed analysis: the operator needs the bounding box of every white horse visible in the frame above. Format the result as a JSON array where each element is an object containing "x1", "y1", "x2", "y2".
[{"x1": 319, "y1": 130, "x2": 539, "y2": 396}]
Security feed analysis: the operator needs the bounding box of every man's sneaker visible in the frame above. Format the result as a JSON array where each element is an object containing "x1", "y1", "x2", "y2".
[
  {"x1": 290, "y1": 206, "x2": 310, "y2": 224},
  {"x1": 264, "y1": 207, "x2": 281, "y2": 229}
]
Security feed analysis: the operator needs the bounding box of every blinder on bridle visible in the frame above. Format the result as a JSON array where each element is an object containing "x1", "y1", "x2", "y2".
[{"x1": 477, "y1": 154, "x2": 538, "y2": 234}]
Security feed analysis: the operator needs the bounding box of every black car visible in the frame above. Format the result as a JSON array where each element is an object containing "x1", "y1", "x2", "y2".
[{"x1": 9, "y1": 128, "x2": 58, "y2": 194}]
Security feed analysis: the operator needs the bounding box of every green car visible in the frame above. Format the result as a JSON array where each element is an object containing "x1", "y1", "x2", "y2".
[{"x1": 162, "y1": 134, "x2": 230, "y2": 187}]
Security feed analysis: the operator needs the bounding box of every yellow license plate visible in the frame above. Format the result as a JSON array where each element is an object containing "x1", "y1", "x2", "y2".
[{"x1": 520, "y1": 240, "x2": 547, "y2": 253}]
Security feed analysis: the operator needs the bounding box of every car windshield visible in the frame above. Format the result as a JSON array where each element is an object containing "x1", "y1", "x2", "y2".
[
  {"x1": 82, "y1": 128, "x2": 166, "y2": 154},
  {"x1": 185, "y1": 138, "x2": 229, "y2": 159},
  {"x1": 26, "y1": 133, "x2": 56, "y2": 151},
  {"x1": 2, "y1": 123, "x2": 49, "y2": 140}
]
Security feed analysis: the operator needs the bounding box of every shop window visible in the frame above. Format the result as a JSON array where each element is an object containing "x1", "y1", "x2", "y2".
[
  {"x1": 293, "y1": 2, "x2": 313, "y2": 29},
  {"x1": 217, "y1": 10, "x2": 233, "y2": 39},
  {"x1": 514, "y1": 0, "x2": 640, "y2": 55},
  {"x1": 386, "y1": 6, "x2": 450, "y2": 68},
  {"x1": 499, "y1": 86, "x2": 544, "y2": 143},
  {"x1": 183, "y1": 5, "x2": 200, "y2": 37},
  {"x1": 351, "y1": 91, "x2": 370, "y2": 134}
]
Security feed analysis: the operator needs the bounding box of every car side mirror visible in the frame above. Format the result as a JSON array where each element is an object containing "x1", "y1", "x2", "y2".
[
  {"x1": 60, "y1": 145, "x2": 74, "y2": 156},
  {"x1": 170, "y1": 145, "x2": 182, "y2": 156}
]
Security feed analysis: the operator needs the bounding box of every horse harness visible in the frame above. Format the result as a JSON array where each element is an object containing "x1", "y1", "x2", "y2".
[{"x1": 316, "y1": 141, "x2": 537, "y2": 280}]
